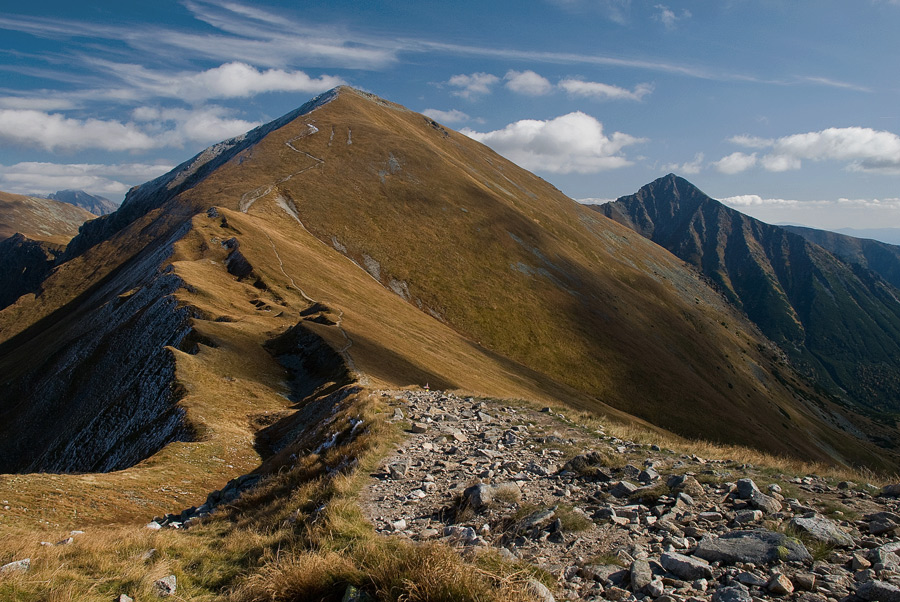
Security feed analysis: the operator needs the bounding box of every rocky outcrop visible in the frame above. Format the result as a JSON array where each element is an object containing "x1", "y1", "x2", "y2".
[
  {"x1": 0, "y1": 233, "x2": 64, "y2": 309},
  {"x1": 0, "y1": 222, "x2": 200, "y2": 473}
]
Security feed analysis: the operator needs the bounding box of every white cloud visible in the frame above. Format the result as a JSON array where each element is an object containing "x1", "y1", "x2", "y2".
[
  {"x1": 132, "y1": 106, "x2": 260, "y2": 145},
  {"x1": 91, "y1": 61, "x2": 344, "y2": 103},
  {"x1": 663, "y1": 152, "x2": 704, "y2": 175},
  {"x1": 713, "y1": 152, "x2": 757, "y2": 174},
  {"x1": 722, "y1": 194, "x2": 900, "y2": 210},
  {"x1": 0, "y1": 109, "x2": 158, "y2": 151},
  {"x1": 0, "y1": 104, "x2": 259, "y2": 152},
  {"x1": 728, "y1": 134, "x2": 773, "y2": 149},
  {"x1": 504, "y1": 70, "x2": 553, "y2": 96},
  {"x1": 447, "y1": 73, "x2": 500, "y2": 98},
  {"x1": 730, "y1": 126, "x2": 900, "y2": 174},
  {"x1": 654, "y1": 4, "x2": 691, "y2": 29},
  {"x1": 559, "y1": 79, "x2": 653, "y2": 101},
  {"x1": 576, "y1": 197, "x2": 617, "y2": 205},
  {"x1": 461, "y1": 112, "x2": 645, "y2": 174},
  {"x1": 0, "y1": 161, "x2": 173, "y2": 198},
  {"x1": 759, "y1": 154, "x2": 801, "y2": 172},
  {"x1": 421, "y1": 108, "x2": 470, "y2": 124}
]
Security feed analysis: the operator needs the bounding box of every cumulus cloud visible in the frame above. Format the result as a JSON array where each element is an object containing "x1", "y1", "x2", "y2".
[
  {"x1": 654, "y1": 4, "x2": 691, "y2": 29},
  {"x1": 461, "y1": 112, "x2": 645, "y2": 174},
  {"x1": 0, "y1": 109, "x2": 159, "y2": 151},
  {"x1": 0, "y1": 161, "x2": 173, "y2": 198},
  {"x1": 504, "y1": 70, "x2": 553, "y2": 96},
  {"x1": 559, "y1": 79, "x2": 653, "y2": 101},
  {"x1": 713, "y1": 152, "x2": 757, "y2": 174},
  {"x1": 421, "y1": 108, "x2": 470, "y2": 124},
  {"x1": 663, "y1": 152, "x2": 704, "y2": 175},
  {"x1": 93, "y1": 61, "x2": 345, "y2": 103},
  {"x1": 132, "y1": 106, "x2": 260, "y2": 145},
  {"x1": 447, "y1": 73, "x2": 500, "y2": 98},
  {"x1": 0, "y1": 105, "x2": 259, "y2": 152},
  {"x1": 729, "y1": 126, "x2": 900, "y2": 174}
]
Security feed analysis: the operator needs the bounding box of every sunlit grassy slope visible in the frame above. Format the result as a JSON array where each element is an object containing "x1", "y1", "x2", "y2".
[
  {"x1": 0, "y1": 191, "x2": 96, "y2": 244},
  {"x1": 0, "y1": 87, "x2": 894, "y2": 534}
]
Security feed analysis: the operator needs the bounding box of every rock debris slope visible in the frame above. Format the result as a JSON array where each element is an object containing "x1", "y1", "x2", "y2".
[{"x1": 363, "y1": 389, "x2": 900, "y2": 602}]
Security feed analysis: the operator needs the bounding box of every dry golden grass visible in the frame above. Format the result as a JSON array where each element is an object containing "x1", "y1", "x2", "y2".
[{"x1": 0, "y1": 191, "x2": 95, "y2": 244}]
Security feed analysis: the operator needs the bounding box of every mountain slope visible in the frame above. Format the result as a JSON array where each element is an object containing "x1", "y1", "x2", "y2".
[
  {"x1": 783, "y1": 225, "x2": 900, "y2": 290},
  {"x1": 0, "y1": 191, "x2": 96, "y2": 244},
  {"x1": 0, "y1": 88, "x2": 894, "y2": 516},
  {"x1": 596, "y1": 174, "x2": 900, "y2": 416},
  {"x1": 47, "y1": 189, "x2": 118, "y2": 215}
]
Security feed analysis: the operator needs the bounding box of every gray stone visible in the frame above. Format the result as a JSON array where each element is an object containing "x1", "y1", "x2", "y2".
[
  {"x1": 712, "y1": 584, "x2": 752, "y2": 602},
  {"x1": 694, "y1": 530, "x2": 811, "y2": 565},
  {"x1": 639, "y1": 468, "x2": 660, "y2": 483},
  {"x1": 793, "y1": 573, "x2": 816, "y2": 592},
  {"x1": 749, "y1": 489, "x2": 782, "y2": 513},
  {"x1": 869, "y1": 518, "x2": 898, "y2": 536},
  {"x1": 789, "y1": 514, "x2": 854, "y2": 547},
  {"x1": 117, "y1": 595, "x2": 134, "y2": 602},
  {"x1": 882, "y1": 484, "x2": 900, "y2": 497},
  {"x1": 610, "y1": 481, "x2": 639, "y2": 498},
  {"x1": 154, "y1": 575, "x2": 177, "y2": 597},
  {"x1": 735, "y1": 478, "x2": 760, "y2": 499},
  {"x1": 463, "y1": 482, "x2": 522, "y2": 509},
  {"x1": 733, "y1": 509, "x2": 763, "y2": 524},
  {"x1": 647, "y1": 579, "x2": 666, "y2": 597},
  {"x1": 735, "y1": 572, "x2": 767, "y2": 587},
  {"x1": 660, "y1": 551, "x2": 713, "y2": 580},
  {"x1": 674, "y1": 475, "x2": 706, "y2": 498},
  {"x1": 145, "y1": 521, "x2": 162, "y2": 530},
  {"x1": 0, "y1": 558, "x2": 30, "y2": 573},
  {"x1": 856, "y1": 580, "x2": 900, "y2": 602},
  {"x1": 631, "y1": 559, "x2": 653, "y2": 592},
  {"x1": 526, "y1": 579, "x2": 556, "y2": 602}
]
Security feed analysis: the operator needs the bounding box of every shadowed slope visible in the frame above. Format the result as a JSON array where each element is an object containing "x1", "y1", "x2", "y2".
[
  {"x1": 783, "y1": 225, "x2": 900, "y2": 290},
  {"x1": 597, "y1": 174, "x2": 900, "y2": 415}
]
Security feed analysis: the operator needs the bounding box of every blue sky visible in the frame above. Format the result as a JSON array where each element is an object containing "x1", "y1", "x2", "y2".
[{"x1": 1, "y1": 1, "x2": 900, "y2": 231}]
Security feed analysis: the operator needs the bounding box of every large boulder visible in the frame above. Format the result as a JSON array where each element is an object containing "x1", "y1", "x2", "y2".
[
  {"x1": 660, "y1": 552, "x2": 713, "y2": 580},
  {"x1": 694, "y1": 530, "x2": 811, "y2": 565},
  {"x1": 789, "y1": 514, "x2": 854, "y2": 547}
]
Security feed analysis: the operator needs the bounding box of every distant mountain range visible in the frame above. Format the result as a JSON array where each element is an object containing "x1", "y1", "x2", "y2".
[
  {"x1": 596, "y1": 175, "x2": 900, "y2": 418},
  {"x1": 46, "y1": 189, "x2": 118, "y2": 215}
]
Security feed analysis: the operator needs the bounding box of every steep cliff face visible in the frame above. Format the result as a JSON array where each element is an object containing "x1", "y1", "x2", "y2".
[
  {"x1": 0, "y1": 232, "x2": 197, "y2": 473},
  {"x1": 596, "y1": 175, "x2": 900, "y2": 414}
]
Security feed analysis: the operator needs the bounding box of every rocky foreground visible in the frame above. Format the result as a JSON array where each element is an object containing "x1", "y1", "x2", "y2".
[{"x1": 361, "y1": 390, "x2": 900, "y2": 602}]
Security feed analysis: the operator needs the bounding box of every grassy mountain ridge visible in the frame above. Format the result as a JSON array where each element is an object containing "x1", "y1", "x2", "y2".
[
  {"x1": 596, "y1": 174, "x2": 900, "y2": 416},
  {"x1": 0, "y1": 191, "x2": 95, "y2": 244},
  {"x1": 0, "y1": 86, "x2": 895, "y2": 513}
]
